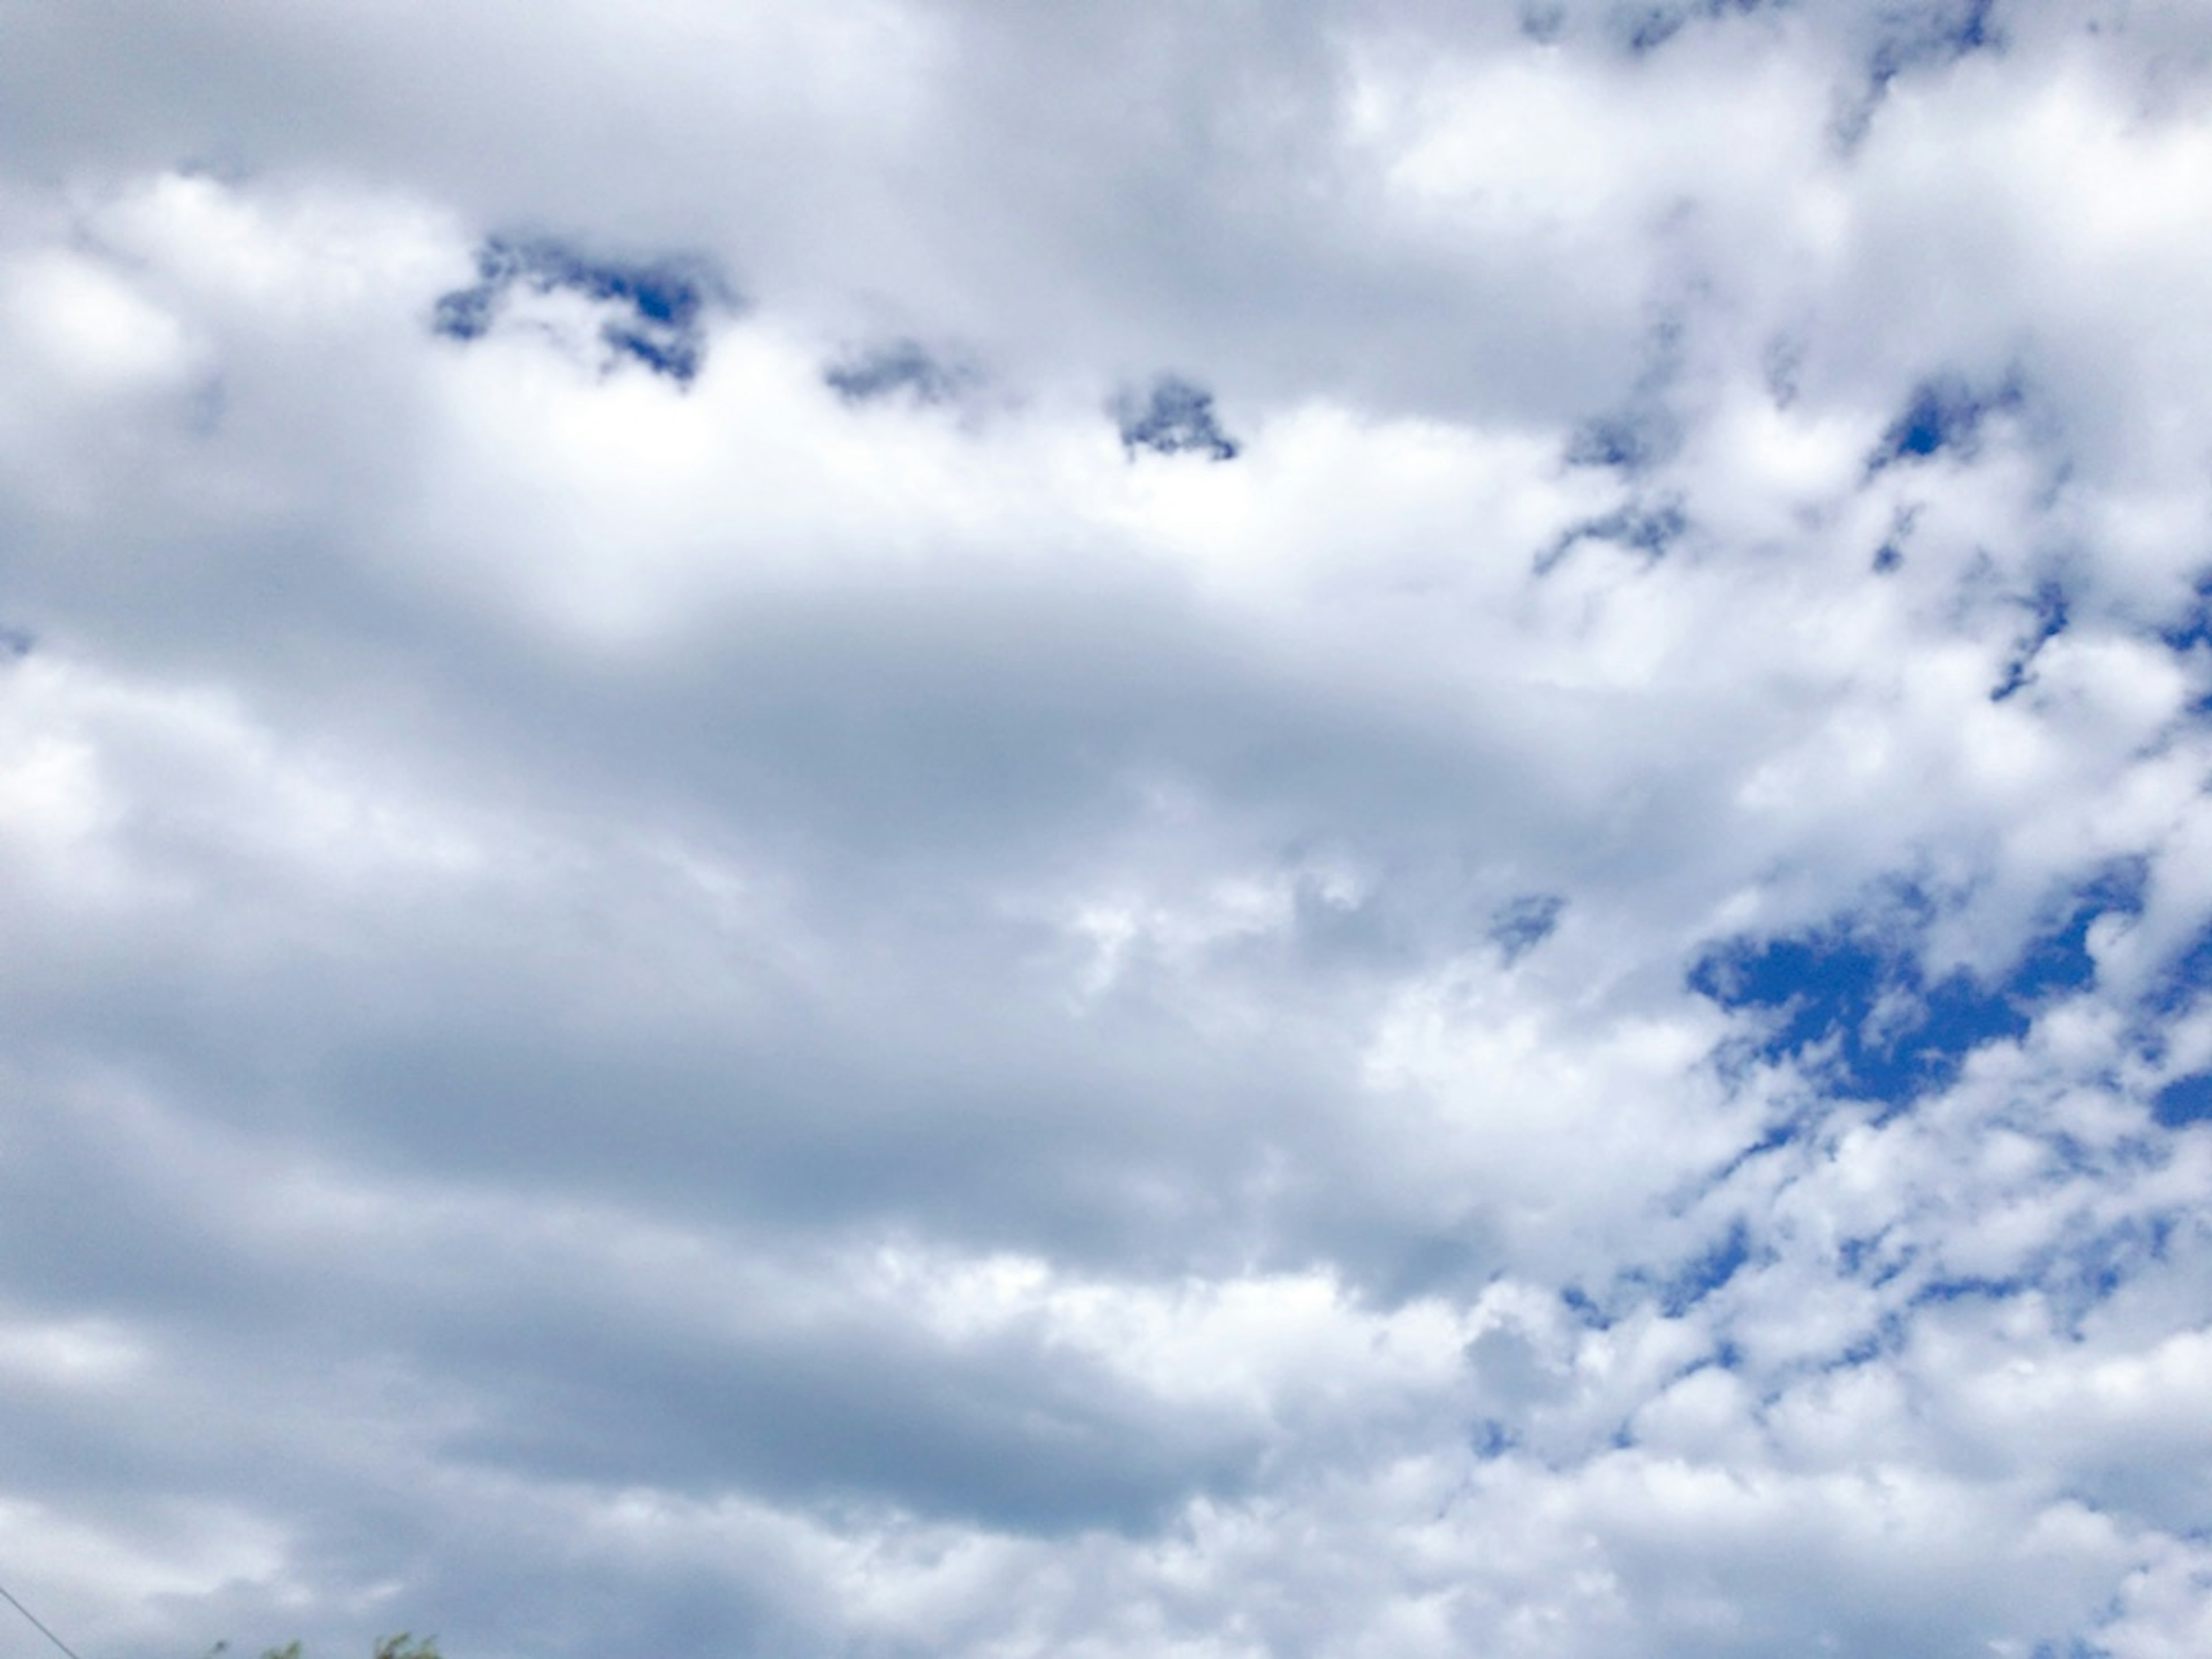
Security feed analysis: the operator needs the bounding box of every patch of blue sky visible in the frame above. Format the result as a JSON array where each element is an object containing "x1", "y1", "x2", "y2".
[
  {"x1": 2154, "y1": 571, "x2": 2212, "y2": 714},
  {"x1": 1558, "y1": 1283, "x2": 1615, "y2": 1331},
  {"x1": 1118, "y1": 377, "x2": 1239, "y2": 461},
  {"x1": 824, "y1": 339, "x2": 975, "y2": 406},
  {"x1": 1561, "y1": 1222, "x2": 1758, "y2": 1328},
  {"x1": 1866, "y1": 1214, "x2": 2175, "y2": 1337},
  {"x1": 1870, "y1": 506, "x2": 1918, "y2": 575},
  {"x1": 1599, "y1": 0, "x2": 1784, "y2": 58},
  {"x1": 1836, "y1": 1231, "x2": 1915, "y2": 1289},
  {"x1": 2012, "y1": 861, "x2": 2145, "y2": 999},
  {"x1": 2043, "y1": 1216, "x2": 2176, "y2": 1323},
  {"x1": 1868, "y1": 0, "x2": 2001, "y2": 96},
  {"x1": 1565, "y1": 313, "x2": 1685, "y2": 470},
  {"x1": 2152, "y1": 1073, "x2": 2212, "y2": 1128},
  {"x1": 1563, "y1": 407, "x2": 1679, "y2": 471},
  {"x1": 1535, "y1": 496, "x2": 1687, "y2": 574},
  {"x1": 1488, "y1": 893, "x2": 1565, "y2": 964},
  {"x1": 1698, "y1": 1114, "x2": 1824, "y2": 1187},
  {"x1": 1824, "y1": 1313, "x2": 1911, "y2": 1374},
  {"x1": 1990, "y1": 581, "x2": 2071, "y2": 702},
  {"x1": 1619, "y1": 9, "x2": 1685, "y2": 55},
  {"x1": 433, "y1": 236, "x2": 725, "y2": 384},
  {"x1": 1867, "y1": 372, "x2": 2019, "y2": 473},
  {"x1": 1469, "y1": 1419, "x2": 1517, "y2": 1460},
  {"x1": 1691, "y1": 868, "x2": 2144, "y2": 1112},
  {"x1": 1658, "y1": 1218, "x2": 1753, "y2": 1317},
  {"x1": 1910, "y1": 1272, "x2": 2033, "y2": 1309},
  {"x1": 1835, "y1": 0, "x2": 2005, "y2": 141},
  {"x1": 2141, "y1": 918, "x2": 2212, "y2": 1021},
  {"x1": 1690, "y1": 929, "x2": 2024, "y2": 1105},
  {"x1": 1518, "y1": 2, "x2": 1566, "y2": 43},
  {"x1": 2157, "y1": 572, "x2": 2212, "y2": 653}
]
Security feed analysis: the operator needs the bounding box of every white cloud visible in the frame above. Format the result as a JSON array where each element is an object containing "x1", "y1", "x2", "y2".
[{"x1": 1, "y1": 4, "x2": 2211, "y2": 1657}]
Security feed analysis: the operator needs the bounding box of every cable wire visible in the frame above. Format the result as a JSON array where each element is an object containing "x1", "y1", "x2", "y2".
[{"x1": 0, "y1": 1578, "x2": 85, "y2": 1659}]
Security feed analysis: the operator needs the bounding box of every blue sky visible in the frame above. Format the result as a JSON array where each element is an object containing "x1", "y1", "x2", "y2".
[{"x1": 1, "y1": 3, "x2": 2211, "y2": 1656}]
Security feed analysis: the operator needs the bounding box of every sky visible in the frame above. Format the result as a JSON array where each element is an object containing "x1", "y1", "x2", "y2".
[{"x1": 1, "y1": 1, "x2": 2211, "y2": 1656}]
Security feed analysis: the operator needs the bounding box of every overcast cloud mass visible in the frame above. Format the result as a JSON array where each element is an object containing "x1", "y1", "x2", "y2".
[{"x1": 3, "y1": 2, "x2": 2212, "y2": 1655}]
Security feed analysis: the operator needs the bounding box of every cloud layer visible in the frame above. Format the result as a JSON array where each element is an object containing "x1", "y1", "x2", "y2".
[{"x1": 2, "y1": 3, "x2": 2212, "y2": 1656}]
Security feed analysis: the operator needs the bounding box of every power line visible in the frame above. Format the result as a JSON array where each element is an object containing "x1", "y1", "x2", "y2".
[{"x1": 0, "y1": 1577, "x2": 84, "y2": 1659}]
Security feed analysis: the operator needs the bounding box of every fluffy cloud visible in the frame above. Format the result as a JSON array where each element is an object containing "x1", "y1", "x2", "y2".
[{"x1": 1, "y1": 3, "x2": 2210, "y2": 1657}]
